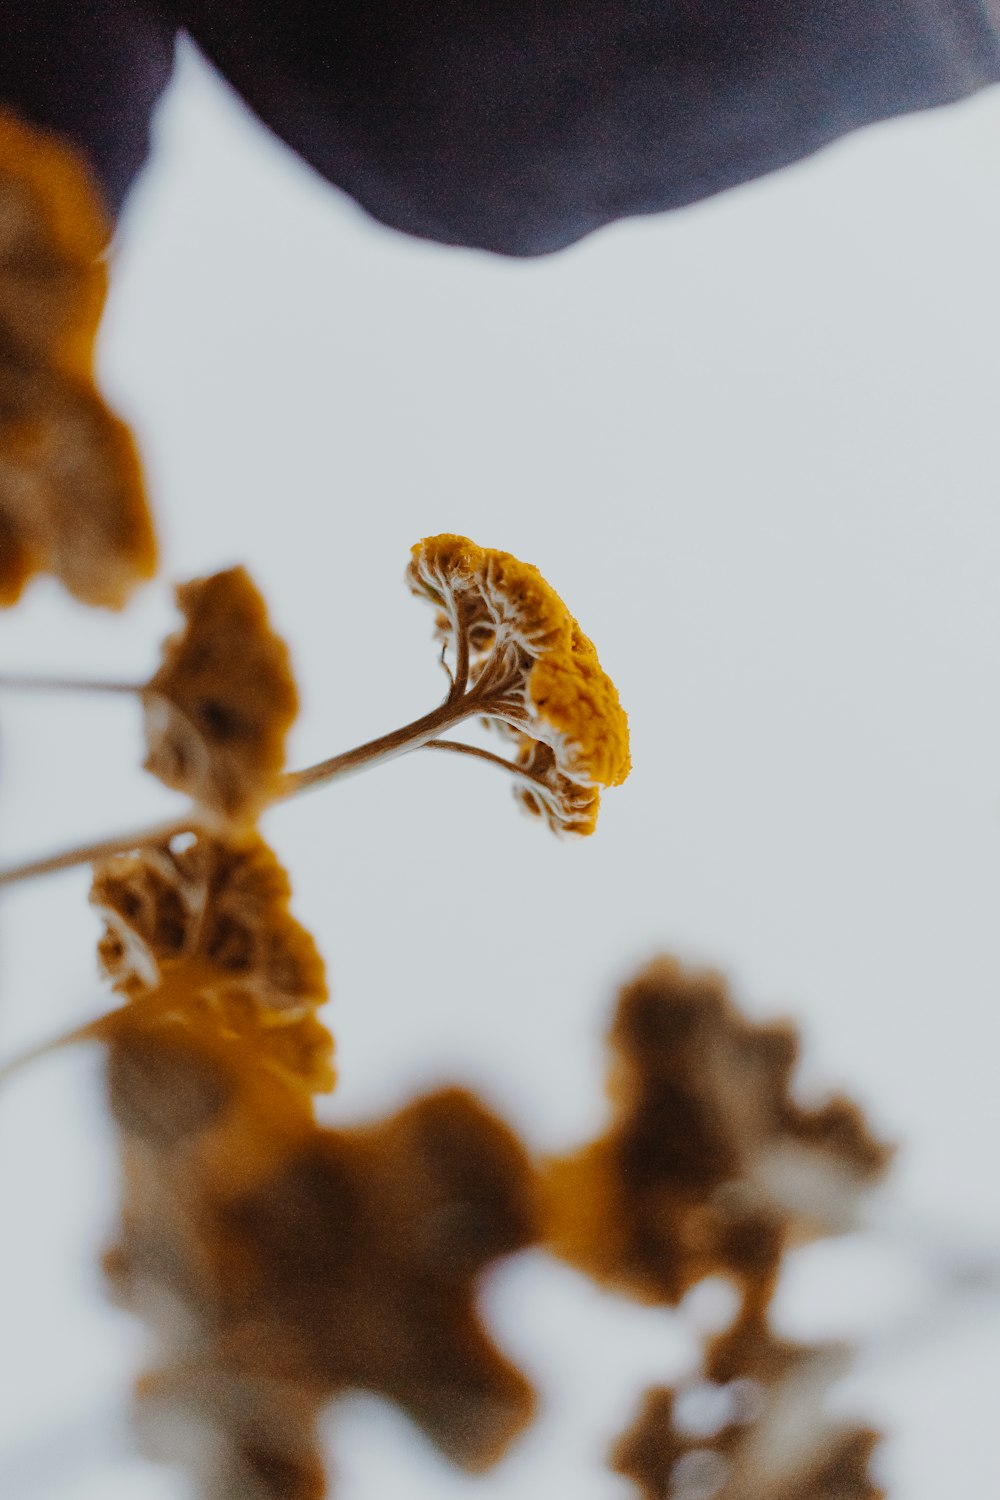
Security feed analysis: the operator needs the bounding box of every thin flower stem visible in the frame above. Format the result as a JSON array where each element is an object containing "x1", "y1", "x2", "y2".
[
  {"x1": 422, "y1": 737, "x2": 547, "y2": 788},
  {"x1": 0, "y1": 673, "x2": 142, "y2": 694},
  {"x1": 0, "y1": 1017, "x2": 103, "y2": 1087},
  {"x1": 447, "y1": 601, "x2": 470, "y2": 703},
  {"x1": 0, "y1": 676, "x2": 528, "y2": 887},
  {"x1": 278, "y1": 693, "x2": 484, "y2": 796},
  {"x1": 0, "y1": 815, "x2": 194, "y2": 889}
]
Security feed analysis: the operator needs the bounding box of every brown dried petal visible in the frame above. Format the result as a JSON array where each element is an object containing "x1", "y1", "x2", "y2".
[
  {"x1": 143, "y1": 567, "x2": 298, "y2": 824},
  {"x1": 541, "y1": 958, "x2": 892, "y2": 1310}
]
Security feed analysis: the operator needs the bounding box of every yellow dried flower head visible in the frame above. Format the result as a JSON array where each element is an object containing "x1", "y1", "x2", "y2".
[
  {"x1": 143, "y1": 567, "x2": 299, "y2": 825},
  {"x1": 540, "y1": 957, "x2": 892, "y2": 1311},
  {"x1": 407, "y1": 533, "x2": 630, "y2": 835},
  {"x1": 0, "y1": 107, "x2": 156, "y2": 608},
  {"x1": 91, "y1": 831, "x2": 333, "y2": 1095}
]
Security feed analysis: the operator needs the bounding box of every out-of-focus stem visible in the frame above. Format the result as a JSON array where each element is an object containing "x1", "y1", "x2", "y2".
[
  {"x1": 0, "y1": 673, "x2": 141, "y2": 694},
  {"x1": 0, "y1": 816, "x2": 193, "y2": 889}
]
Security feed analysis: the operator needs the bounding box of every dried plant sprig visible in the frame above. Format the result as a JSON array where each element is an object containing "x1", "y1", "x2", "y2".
[
  {"x1": 0, "y1": 537, "x2": 632, "y2": 885},
  {"x1": 0, "y1": 108, "x2": 156, "y2": 608}
]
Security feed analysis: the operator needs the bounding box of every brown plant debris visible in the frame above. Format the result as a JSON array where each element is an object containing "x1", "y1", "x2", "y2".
[
  {"x1": 0, "y1": 107, "x2": 156, "y2": 608},
  {"x1": 142, "y1": 567, "x2": 299, "y2": 825},
  {"x1": 104, "y1": 1021, "x2": 539, "y2": 1495},
  {"x1": 540, "y1": 957, "x2": 892, "y2": 1315},
  {"x1": 407, "y1": 534, "x2": 630, "y2": 835},
  {"x1": 91, "y1": 830, "x2": 333, "y2": 1094},
  {"x1": 611, "y1": 1316, "x2": 883, "y2": 1500}
]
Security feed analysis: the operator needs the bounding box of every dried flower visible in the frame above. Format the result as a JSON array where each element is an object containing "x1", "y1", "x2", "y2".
[
  {"x1": 407, "y1": 533, "x2": 630, "y2": 834},
  {"x1": 142, "y1": 567, "x2": 299, "y2": 825},
  {"x1": 104, "y1": 1016, "x2": 538, "y2": 1494},
  {"x1": 540, "y1": 957, "x2": 892, "y2": 1313},
  {"x1": 611, "y1": 1319, "x2": 883, "y2": 1500},
  {"x1": 91, "y1": 830, "x2": 333, "y2": 1094},
  {"x1": 0, "y1": 107, "x2": 156, "y2": 607}
]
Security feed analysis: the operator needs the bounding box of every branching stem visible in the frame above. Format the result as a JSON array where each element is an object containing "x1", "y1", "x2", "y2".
[
  {"x1": 422, "y1": 738, "x2": 546, "y2": 788},
  {"x1": 0, "y1": 668, "x2": 530, "y2": 884},
  {"x1": 280, "y1": 695, "x2": 481, "y2": 796}
]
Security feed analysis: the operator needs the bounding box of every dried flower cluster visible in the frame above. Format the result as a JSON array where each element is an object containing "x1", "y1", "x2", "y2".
[
  {"x1": 0, "y1": 105, "x2": 894, "y2": 1500},
  {"x1": 408, "y1": 533, "x2": 631, "y2": 834}
]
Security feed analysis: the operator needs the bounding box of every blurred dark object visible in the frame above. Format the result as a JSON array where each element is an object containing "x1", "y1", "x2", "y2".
[
  {"x1": 4, "y1": 1, "x2": 1000, "y2": 251},
  {"x1": 0, "y1": 1, "x2": 174, "y2": 216},
  {"x1": 168, "y1": 0, "x2": 1000, "y2": 253}
]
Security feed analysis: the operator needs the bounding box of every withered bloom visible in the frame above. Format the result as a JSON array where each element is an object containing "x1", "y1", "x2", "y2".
[
  {"x1": 91, "y1": 830, "x2": 333, "y2": 1095},
  {"x1": 408, "y1": 533, "x2": 630, "y2": 835},
  {"x1": 104, "y1": 1018, "x2": 538, "y2": 1496},
  {"x1": 142, "y1": 567, "x2": 299, "y2": 826},
  {"x1": 612, "y1": 1319, "x2": 883, "y2": 1500},
  {"x1": 540, "y1": 957, "x2": 892, "y2": 1313},
  {"x1": 0, "y1": 107, "x2": 155, "y2": 608}
]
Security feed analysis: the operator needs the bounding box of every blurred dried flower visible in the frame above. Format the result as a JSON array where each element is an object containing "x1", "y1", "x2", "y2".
[
  {"x1": 142, "y1": 567, "x2": 299, "y2": 825},
  {"x1": 612, "y1": 1319, "x2": 882, "y2": 1500},
  {"x1": 408, "y1": 533, "x2": 630, "y2": 834},
  {"x1": 0, "y1": 106, "x2": 155, "y2": 607},
  {"x1": 104, "y1": 1016, "x2": 538, "y2": 1495},
  {"x1": 91, "y1": 830, "x2": 333, "y2": 1094},
  {"x1": 540, "y1": 957, "x2": 892, "y2": 1313}
]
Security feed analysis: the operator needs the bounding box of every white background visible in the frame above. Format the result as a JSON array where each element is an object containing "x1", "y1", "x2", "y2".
[{"x1": 1, "y1": 40, "x2": 999, "y2": 1498}]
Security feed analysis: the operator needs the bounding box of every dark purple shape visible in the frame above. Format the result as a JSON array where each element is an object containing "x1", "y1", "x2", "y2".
[
  {"x1": 171, "y1": 0, "x2": 1000, "y2": 254},
  {"x1": 1, "y1": 1, "x2": 175, "y2": 216}
]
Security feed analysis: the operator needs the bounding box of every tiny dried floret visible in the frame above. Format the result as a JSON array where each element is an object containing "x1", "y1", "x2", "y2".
[
  {"x1": 0, "y1": 107, "x2": 156, "y2": 608},
  {"x1": 540, "y1": 957, "x2": 892, "y2": 1311},
  {"x1": 91, "y1": 831, "x2": 333, "y2": 1094},
  {"x1": 143, "y1": 567, "x2": 299, "y2": 825},
  {"x1": 407, "y1": 533, "x2": 630, "y2": 835},
  {"x1": 611, "y1": 1318, "x2": 883, "y2": 1500}
]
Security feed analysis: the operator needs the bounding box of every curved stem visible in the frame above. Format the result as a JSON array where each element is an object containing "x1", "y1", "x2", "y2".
[
  {"x1": 422, "y1": 737, "x2": 548, "y2": 788},
  {"x1": 0, "y1": 815, "x2": 193, "y2": 889}
]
